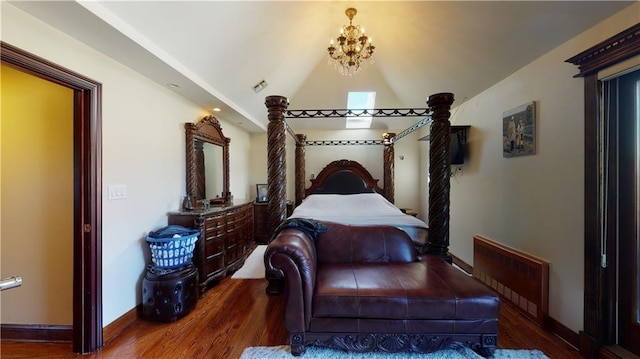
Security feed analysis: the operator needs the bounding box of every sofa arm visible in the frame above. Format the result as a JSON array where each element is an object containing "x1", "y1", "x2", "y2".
[{"x1": 264, "y1": 228, "x2": 317, "y2": 334}]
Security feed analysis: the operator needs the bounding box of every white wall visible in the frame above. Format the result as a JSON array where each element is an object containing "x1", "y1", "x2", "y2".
[
  {"x1": 248, "y1": 129, "x2": 421, "y2": 211},
  {"x1": 423, "y1": 3, "x2": 639, "y2": 333},
  {"x1": 1, "y1": 3, "x2": 251, "y2": 326}
]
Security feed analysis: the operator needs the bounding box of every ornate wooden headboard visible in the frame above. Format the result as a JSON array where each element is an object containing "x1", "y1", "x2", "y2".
[{"x1": 305, "y1": 159, "x2": 385, "y2": 197}]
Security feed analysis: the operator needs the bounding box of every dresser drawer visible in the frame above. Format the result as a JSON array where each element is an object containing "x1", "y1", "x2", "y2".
[
  {"x1": 204, "y1": 253, "x2": 225, "y2": 278},
  {"x1": 206, "y1": 227, "x2": 224, "y2": 240},
  {"x1": 225, "y1": 244, "x2": 239, "y2": 265},
  {"x1": 204, "y1": 238, "x2": 225, "y2": 256},
  {"x1": 226, "y1": 221, "x2": 239, "y2": 233},
  {"x1": 239, "y1": 210, "x2": 253, "y2": 222},
  {"x1": 225, "y1": 208, "x2": 240, "y2": 218},
  {"x1": 205, "y1": 216, "x2": 225, "y2": 230},
  {"x1": 226, "y1": 212, "x2": 244, "y2": 224},
  {"x1": 227, "y1": 231, "x2": 240, "y2": 245}
]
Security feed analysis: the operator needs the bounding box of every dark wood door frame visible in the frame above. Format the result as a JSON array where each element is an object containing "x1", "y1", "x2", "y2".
[
  {"x1": 566, "y1": 23, "x2": 640, "y2": 358},
  {"x1": 615, "y1": 69, "x2": 640, "y2": 355},
  {"x1": 1, "y1": 42, "x2": 102, "y2": 353}
]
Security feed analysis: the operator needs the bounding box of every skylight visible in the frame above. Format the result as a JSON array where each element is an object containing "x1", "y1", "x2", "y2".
[{"x1": 346, "y1": 91, "x2": 376, "y2": 129}]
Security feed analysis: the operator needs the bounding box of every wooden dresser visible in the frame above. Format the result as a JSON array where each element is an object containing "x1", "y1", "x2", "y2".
[{"x1": 168, "y1": 200, "x2": 254, "y2": 296}]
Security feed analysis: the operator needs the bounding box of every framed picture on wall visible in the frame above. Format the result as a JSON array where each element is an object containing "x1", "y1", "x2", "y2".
[
  {"x1": 503, "y1": 101, "x2": 536, "y2": 157},
  {"x1": 256, "y1": 184, "x2": 268, "y2": 202}
]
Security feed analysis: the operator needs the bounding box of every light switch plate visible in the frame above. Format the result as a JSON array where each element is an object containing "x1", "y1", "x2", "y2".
[{"x1": 108, "y1": 184, "x2": 127, "y2": 200}]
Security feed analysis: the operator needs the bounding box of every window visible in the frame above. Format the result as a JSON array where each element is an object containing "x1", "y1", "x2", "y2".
[{"x1": 346, "y1": 91, "x2": 376, "y2": 129}]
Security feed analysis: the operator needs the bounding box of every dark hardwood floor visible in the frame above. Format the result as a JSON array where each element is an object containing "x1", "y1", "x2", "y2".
[{"x1": 1, "y1": 277, "x2": 581, "y2": 358}]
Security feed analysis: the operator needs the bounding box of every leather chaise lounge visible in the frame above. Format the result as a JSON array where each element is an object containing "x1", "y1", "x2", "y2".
[{"x1": 264, "y1": 222, "x2": 500, "y2": 356}]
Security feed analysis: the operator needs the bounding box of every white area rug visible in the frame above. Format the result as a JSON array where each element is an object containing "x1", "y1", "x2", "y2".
[
  {"x1": 231, "y1": 244, "x2": 471, "y2": 279},
  {"x1": 231, "y1": 245, "x2": 266, "y2": 279},
  {"x1": 240, "y1": 345, "x2": 549, "y2": 359}
]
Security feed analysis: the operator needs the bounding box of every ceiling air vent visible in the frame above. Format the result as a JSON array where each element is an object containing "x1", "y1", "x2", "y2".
[{"x1": 252, "y1": 80, "x2": 268, "y2": 93}]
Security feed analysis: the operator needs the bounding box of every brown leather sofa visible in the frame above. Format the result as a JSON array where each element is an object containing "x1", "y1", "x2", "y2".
[{"x1": 265, "y1": 222, "x2": 499, "y2": 356}]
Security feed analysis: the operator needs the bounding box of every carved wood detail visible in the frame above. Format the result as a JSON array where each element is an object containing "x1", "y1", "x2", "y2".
[
  {"x1": 383, "y1": 132, "x2": 395, "y2": 203},
  {"x1": 305, "y1": 159, "x2": 384, "y2": 197},
  {"x1": 294, "y1": 333, "x2": 496, "y2": 357},
  {"x1": 185, "y1": 116, "x2": 230, "y2": 206},
  {"x1": 265, "y1": 96, "x2": 289, "y2": 236},
  {"x1": 194, "y1": 140, "x2": 206, "y2": 200},
  {"x1": 566, "y1": 23, "x2": 640, "y2": 77},
  {"x1": 425, "y1": 93, "x2": 455, "y2": 262},
  {"x1": 223, "y1": 137, "x2": 230, "y2": 202},
  {"x1": 295, "y1": 134, "x2": 306, "y2": 206}
]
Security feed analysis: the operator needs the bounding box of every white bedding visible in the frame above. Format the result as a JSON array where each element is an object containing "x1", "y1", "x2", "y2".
[{"x1": 289, "y1": 193, "x2": 428, "y2": 242}]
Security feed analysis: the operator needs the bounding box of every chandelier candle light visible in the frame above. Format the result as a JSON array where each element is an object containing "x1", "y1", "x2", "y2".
[{"x1": 327, "y1": 8, "x2": 375, "y2": 76}]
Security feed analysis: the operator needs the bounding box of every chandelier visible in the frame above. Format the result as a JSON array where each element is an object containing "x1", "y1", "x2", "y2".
[{"x1": 327, "y1": 8, "x2": 375, "y2": 76}]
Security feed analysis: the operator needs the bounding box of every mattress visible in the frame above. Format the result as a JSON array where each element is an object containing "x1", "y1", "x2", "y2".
[{"x1": 289, "y1": 193, "x2": 428, "y2": 243}]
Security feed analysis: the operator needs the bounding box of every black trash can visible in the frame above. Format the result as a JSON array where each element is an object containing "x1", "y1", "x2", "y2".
[{"x1": 142, "y1": 264, "x2": 198, "y2": 322}]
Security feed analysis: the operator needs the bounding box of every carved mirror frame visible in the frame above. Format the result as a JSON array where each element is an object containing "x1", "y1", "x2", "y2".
[{"x1": 185, "y1": 115, "x2": 230, "y2": 207}]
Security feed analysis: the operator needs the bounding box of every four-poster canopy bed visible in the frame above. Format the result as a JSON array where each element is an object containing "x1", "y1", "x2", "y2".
[
  {"x1": 263, "y1": 93, "x2": 499, "y2": 357},
  {"x1": 264, "y1": 92, "x2": 456, "y2": 259}
]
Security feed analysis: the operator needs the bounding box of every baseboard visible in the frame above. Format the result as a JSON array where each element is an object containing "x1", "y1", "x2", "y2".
[
  {"x1": 103, "y1": 304, "x2": 141, "y2": 345},
  {"x1": 600, "y1": 345, "x2": 640, "y2": 359},
  {"x1": 453, "y1": 252, "x2": 579, "y2": 350},
  {"x1": 450, "y1": 252, "x2": 473, "y2": 274},
  {"x1": 545, "y1": 314, "x2": 579, "y2": 349},
  {"x1": 0, "y1": 324, "x2": 72, "y2": 342},
  {"x1": 0, "y1": 305, "x2": 141, "y2": 345},
  {"x1": 579, "y1": 330, "x2": 602, "y2": 359}
]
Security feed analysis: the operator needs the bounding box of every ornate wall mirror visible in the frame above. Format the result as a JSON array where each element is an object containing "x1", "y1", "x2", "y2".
[{"x1": 185, "y1": 115, "x2": 230, "y2": 207}]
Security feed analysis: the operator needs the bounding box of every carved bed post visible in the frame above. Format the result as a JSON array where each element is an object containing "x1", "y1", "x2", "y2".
[
  {"x1": 295, "y1": 134, "x2": 306, "y2": 207},
  {"x1": 382, "y1": 132, "x2": 395, "y2": 203},
  {"x1": 265, "y1": 96, "x2": 289, "y2": 238},
  {"x1": 425, "y1": 93, "x2": 455, "y2": 262}
]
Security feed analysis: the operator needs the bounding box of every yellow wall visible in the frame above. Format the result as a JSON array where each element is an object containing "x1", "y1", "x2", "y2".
[{"x1": 0, "y1": 64, "x2": 74, "y2": 325}]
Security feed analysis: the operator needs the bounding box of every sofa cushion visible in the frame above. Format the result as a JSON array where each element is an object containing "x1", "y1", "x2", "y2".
[
  {"x1": 316, "y1": 222, "x2": 417, "y2": 264},
  {"x1": 313, "y1": 256, "x2": 499, "y2": 321}
]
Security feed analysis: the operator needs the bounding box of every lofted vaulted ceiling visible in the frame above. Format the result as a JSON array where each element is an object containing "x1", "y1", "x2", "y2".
[{"x1": 8, "y1": 1, "x2": 635, "y2": 132}]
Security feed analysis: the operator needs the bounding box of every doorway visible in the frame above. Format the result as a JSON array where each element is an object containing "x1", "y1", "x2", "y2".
[
  {"x1": 605, "y1": 68, "x2": 640, "y2": 356},
  {"x1": 566, "y1": 23, "x2": 640, "y2": 358},
  {"x1": 0, "y1": 42, "x2": 102, "y2": 353},
  {"x1": 1, "y1": 63, "x2": 74, "y2": 335}
]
